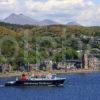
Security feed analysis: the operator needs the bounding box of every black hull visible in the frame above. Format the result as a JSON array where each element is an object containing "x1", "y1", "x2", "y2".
[{"x1": 5, "y1": 79, "x2": 66, "y2": 87}]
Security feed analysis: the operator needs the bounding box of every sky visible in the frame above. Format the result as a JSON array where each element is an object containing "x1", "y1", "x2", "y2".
[{"x1": 0, "y1": 0, "x2": 100, "y2": 26}]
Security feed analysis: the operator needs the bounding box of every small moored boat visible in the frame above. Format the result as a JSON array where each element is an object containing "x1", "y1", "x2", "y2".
[{"x1": 5, "y1": 73, "x2": 66, "y2": 86}]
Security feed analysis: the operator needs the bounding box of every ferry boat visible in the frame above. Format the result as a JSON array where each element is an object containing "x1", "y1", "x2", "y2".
[{"x1": 5, "y1": 73, "x2": 66, "y2": 86}]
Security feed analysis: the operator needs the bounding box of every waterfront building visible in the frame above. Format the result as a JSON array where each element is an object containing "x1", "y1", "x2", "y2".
[{"x1": 88, "y1": 56, "x2": 100, "y2": 69}]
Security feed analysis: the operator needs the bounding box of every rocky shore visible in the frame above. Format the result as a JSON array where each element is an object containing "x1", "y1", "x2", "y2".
[{"x1": 0, "y1": 68, "x2": 100, "y2": 78}]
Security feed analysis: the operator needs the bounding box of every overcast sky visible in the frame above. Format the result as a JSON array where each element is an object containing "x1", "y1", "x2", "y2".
[{"x1": 0, "y1": 0, "x2": 100, "y2": 26}]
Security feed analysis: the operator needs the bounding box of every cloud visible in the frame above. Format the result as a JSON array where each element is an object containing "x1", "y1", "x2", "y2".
[
  {"x1": 24, "y1": 0, "x2": 85, "y2": 22},
  {"x1": 25, "y1": 0, "x2": 98, "y2": 24},
  {"x1": 76, "y1": 2, "x2": 100, "y2": 26},
  {"x1": 25, "y1": 0, "x2": 84, "y2": 11},
  {"x1": 0, "y1": 0, "x2": 15, "y2": 9},
  {"x1": 0, "y1": 0, "x2": 100, "y2": 26},
  {"x1": 0, "y1": 0, "x2": 16, "y2": 18},
  {"x1": 0, "y1": 0, "x2": 16, "y2": 5}
]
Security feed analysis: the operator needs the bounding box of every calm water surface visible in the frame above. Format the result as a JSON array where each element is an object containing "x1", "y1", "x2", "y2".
[{"x1": 0, "y1": 72, "x2": 100, "y2": 100}]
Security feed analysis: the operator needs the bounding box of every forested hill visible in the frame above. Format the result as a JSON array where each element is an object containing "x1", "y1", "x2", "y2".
[
  {"x1": 0, "y1": 26, "x2": 22, "y2": 37},
  {"x1": 0, "y1": 22, "x2": 99, "y2": 67},
  {"x1": 0, "y1": 22, "x2": 100, "y2": 37}
]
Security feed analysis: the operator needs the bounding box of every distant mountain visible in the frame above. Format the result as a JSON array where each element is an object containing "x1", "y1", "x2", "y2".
[
  {"x1": 3, "y1": 13, "x2": 82, "y2": 26},
  {"x1": 40, "y1": 19, "x2": 58, "y2": 25},
  {"x1": 4, "y1": 13, "x2": 39, "y2": 25},
  {"x1": 3, "y1": 13, "x2": 60, "y2": 25},
  {"x1": 67, "y1": 21, "x2": 81, "y2": 26}
]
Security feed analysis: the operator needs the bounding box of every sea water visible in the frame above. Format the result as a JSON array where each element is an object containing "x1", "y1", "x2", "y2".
[{"x1": 0, "y1": 72, "x2": 100, "y2": 100}]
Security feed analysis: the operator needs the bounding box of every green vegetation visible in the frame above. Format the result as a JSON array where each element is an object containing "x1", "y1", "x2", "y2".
[{"x1": 0, "y1": 22, "x2": 100, "y2": 70}]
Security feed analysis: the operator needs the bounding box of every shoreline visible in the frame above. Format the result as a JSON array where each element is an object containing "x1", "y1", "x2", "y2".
[{"x1": 0, "y1": 69, "x2": 100, "y2": 78}]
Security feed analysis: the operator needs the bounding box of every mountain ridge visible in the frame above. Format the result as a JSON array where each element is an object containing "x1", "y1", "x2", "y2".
[
  {"x1": 2, "y1": 13, "x2": 82, "y2": 26},
  {"x1": 67, "y1": 21, "x2": 81, "y2": 26},
  {"x1": 4, "y1": 13, "x2": 39, "y2": 25},
  {"x1": 3, "y1": 13, "x2": 59, "y2": 25}
]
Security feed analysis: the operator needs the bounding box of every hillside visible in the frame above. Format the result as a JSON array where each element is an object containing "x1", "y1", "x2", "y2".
[
  {"x1": 0, "y1": 22, "x2": 100, "y2": 37},
  {"x1": 0, "y1": 22, "x2": 99, "y2": 68},
  {"x1": 0, "y1": 26, "x2": 22, "y2": 37}
]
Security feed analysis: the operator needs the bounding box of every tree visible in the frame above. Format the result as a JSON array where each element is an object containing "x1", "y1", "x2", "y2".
[
  {"x1": 0, "y1": 55, "x2": 7, "y2": 64},
  {"x1": 65, "y1": 48, "x2": 78, "y2": 60},
  {"x1": 53, "y1": 52, "x2": 63, "y2": 62}
]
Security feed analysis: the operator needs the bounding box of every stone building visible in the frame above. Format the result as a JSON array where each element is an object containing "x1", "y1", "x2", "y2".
[{"x1": 82, "y1": 50, "x2": 89, "y2": 69}]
